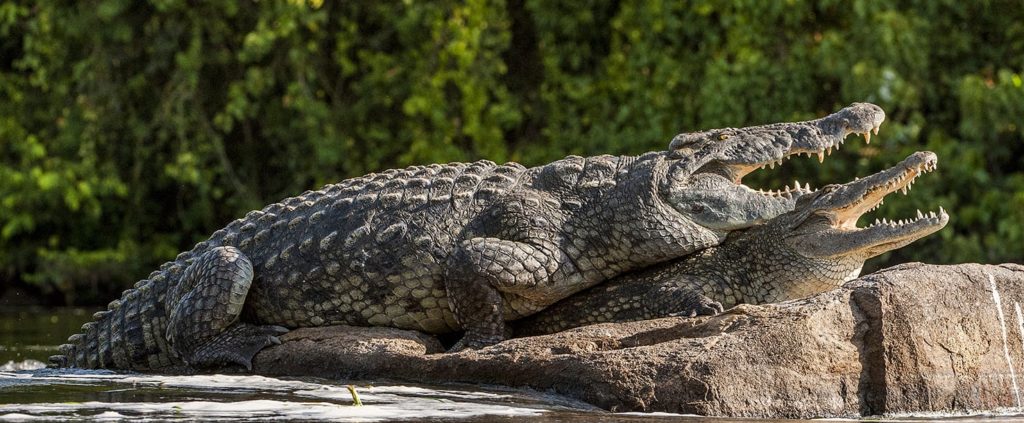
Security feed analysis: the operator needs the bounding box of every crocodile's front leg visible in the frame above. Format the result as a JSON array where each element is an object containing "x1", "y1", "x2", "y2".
[
  {"x1": 166, "y1": 246, "x2": 288, "y2": 369},
  {"x1": 444, "y1": 237, "x2": 564, "y2": 350}
]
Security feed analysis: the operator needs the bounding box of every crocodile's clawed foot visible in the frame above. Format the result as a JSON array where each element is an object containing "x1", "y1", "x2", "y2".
[
  {"x1": 668, "y1": 302, "x2": 724, "y2": 318},
  {"x1": 667, "y1": 292, "x2": 724, "y2": 318},
  {"x1": 189, "y1": 324, "x2": 290, "y2": 370}
]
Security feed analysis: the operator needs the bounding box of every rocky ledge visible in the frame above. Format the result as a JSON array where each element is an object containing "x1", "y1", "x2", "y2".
[{"x1": 251, "y1": 263, "x2": 1024, "y2": 419}]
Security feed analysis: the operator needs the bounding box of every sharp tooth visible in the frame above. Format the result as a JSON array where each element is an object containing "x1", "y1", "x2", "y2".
[
  {"x1": 818, "y1": 151, "x2": 825, "y2": 163},
  {"x1": 864, "y1": 132, "x2": 871, "y2": 144},
  {"x1": 874, "y1": 218, "x2": 880, "y2": 226},
  {"x1": 769, "y1": 161, "x2": 775, "y2": 169},
  {"x1": 929, "y1": 211, "x2": 936, "y2": 218},
  {"x1": 873, "y1": 126, "x2": 880, "y2": 135},
  {"x1": 917, "y1": 210, "x2": 924, "y2": 219},
  {"x1": 792, "y1": 180, "x2": 800, "y2": 190},
  {"x1": 827, "y1": 147, "x2": 833, "y2": 156},
  {"x1": 804, "y1": 182, "x2": 811, "y2": 191},
  {"x1": 855, "y1": 176, "x2": 860, "y2": 181},
  {"x1": 901, "y1": 187, "x2": 908, "y2": 195},
  {"x1": 939, "y1": 206, "x2": 946, "y2": 215}
]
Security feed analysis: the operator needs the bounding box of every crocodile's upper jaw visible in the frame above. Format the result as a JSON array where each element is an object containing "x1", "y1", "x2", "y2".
[
  {"x1": 679, "y1": 102, "x2": 886, "y2": 184},
  {"x1": 784, "y1": 151, "x2": 949, "y2": 260}
]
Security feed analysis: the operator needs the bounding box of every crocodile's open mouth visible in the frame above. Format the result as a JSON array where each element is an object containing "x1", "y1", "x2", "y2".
[
  {"x1": 821, "y1": 152, "x2": 949, "y2": 256},
  {"x1": 833, "y1": 153, "x2": 943, "y2": 231},
  {"x1": 731, "y1": 127, "x2": 882, "y2": 201},
  {"x1": 677, "y1": 103, "x2": 886, "y2": 204},
  {"x1": 785, "y1": 151, "x2": 949, "y2": 259}
]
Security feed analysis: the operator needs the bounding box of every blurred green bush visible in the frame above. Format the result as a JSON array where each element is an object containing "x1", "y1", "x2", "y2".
[{"x1": 1, "y1": 0, "x2": 1022, "y2": 304}]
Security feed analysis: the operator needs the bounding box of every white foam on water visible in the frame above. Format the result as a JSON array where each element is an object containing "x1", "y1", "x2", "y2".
[
  {"x1": 0, "y1": 398, "x2": 545, "y2": 421},
  {"x1": 0, "y1": 413, "x2": 40, "y2": 421},
  {"x1": 1, "y1": 369, "x2": 536, "y2": 404},
  {"x1": 92, "y1": 411, "x2": 127, "y2": 420},
  {"x1": 878, "y1": 408, "x2": 1024, "y2": 421},
  {"x1": 360, "y1": 384, "x2": 511, "y2": 399},
  {"x1": 989, "y1": 273, "x2": 1022, "y2": 408},
  {"x1": 0, "y1": 361, "x2": 44, "y2": 372},
  {"x1": 0, "y1": 371, "x2": 553, "y2": 421},
  {"x1": 296, "y1": 383, "x2": 518, "y2": 405}
]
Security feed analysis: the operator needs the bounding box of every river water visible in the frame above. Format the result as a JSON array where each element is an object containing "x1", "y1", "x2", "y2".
[{"x1": 1, "y1": 307, "x2": 1022, "y2": 421}]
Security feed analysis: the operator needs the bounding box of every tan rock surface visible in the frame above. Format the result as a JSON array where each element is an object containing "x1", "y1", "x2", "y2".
[{"x1": 251, "y1": 263, "x2": 1024, "y2": 418}]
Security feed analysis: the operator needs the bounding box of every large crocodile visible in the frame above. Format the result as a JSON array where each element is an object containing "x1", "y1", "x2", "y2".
[
  {"x1": 516, "y1": 152, "x2": 948, "y2": 335},
  {"x1": 51, "y1": 103, "x2": 883, "y2": 370}
]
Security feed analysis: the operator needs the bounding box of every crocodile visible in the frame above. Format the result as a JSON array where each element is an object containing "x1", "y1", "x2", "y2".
[
  {"x1": 50, "y1": 103, "x2": 883, "y2": 370},
  {"x1": 516, "y1": 151, "x2": 948, "y2": 336}
]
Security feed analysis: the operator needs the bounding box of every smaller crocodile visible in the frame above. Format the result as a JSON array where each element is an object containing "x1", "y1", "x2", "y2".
[{"x1": 516, "y1": 152, "x2": 948, "y2": 335}]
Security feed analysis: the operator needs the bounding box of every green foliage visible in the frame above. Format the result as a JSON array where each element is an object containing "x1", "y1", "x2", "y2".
[{"x1": 1, "y1": 0, "x2": 1022, "y2": 303}]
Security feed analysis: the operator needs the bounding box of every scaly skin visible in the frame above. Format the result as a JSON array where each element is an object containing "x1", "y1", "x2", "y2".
[
  {"x1": 50, "y1": 104, "x2": 883, "y2": 371},
  {"x1": 517, "y1": 152, "x2": 948, "y2": 336}
]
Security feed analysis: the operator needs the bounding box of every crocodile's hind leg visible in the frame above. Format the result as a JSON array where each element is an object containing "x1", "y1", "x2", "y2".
[{"x1": 166, "y1": 246, "x2": 288, "y2": 370}]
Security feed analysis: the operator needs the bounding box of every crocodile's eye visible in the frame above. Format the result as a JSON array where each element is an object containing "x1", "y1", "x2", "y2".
[
  {"x1": 690, "y1": 204, "x2": 706, "y2": 213},
  {"x1": 718, "y1": 133, "x2": 730, "y2": 141}
]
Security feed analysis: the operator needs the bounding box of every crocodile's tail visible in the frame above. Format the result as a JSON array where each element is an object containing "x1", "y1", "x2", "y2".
[{"x1": 49, "y1": 268, "x2": 179, "y2": 370}]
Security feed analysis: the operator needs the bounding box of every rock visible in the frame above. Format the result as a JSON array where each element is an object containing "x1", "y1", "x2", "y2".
[{"x1": 251, "y1": 263, "x2": 1024, "y2": 418}]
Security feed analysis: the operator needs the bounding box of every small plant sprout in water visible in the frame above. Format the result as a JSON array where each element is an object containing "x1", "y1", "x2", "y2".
[{"x1": 346, "y1": 385, "x2": 362, "y2": 406}]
